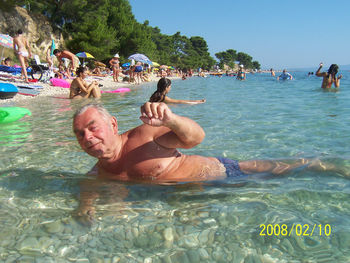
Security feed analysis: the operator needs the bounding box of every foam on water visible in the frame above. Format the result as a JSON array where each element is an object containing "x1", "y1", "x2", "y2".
[{"x1": 0, "y1": 72, "x2": 350, "y2": 261}]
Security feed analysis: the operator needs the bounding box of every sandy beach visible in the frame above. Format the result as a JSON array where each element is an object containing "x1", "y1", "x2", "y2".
[{"x1": 0, "y1": 73, "x2": 180, "y2": 105}]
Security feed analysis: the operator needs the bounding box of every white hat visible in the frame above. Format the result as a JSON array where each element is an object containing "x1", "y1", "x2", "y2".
[
  {"x1": 114, "y1": 53, "x2": 120, "y2": 58},
  {"x1": 239, "y1": 64, "x2": 244, "y2": 68}
]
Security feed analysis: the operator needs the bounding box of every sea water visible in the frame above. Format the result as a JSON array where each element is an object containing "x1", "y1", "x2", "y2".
[{"x1": 0, "y1": 71, "x2": 350, "y2": 262}]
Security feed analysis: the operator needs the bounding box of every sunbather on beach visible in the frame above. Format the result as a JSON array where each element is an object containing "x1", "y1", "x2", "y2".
[
  {"x1": 1, "y1": 57, "x2": 12, "y2": 66},
  {"x1": 149, "y1": 77, "x2": 206, "y2": 104},
  {"x1": 69, "y1": 66, "x2": 101, "y2": 99},
  {"x1": 53, "y1": 49, "x2": 80, "y2": 75},
  {"x1": 12, "y1": 29, "x2": 31, "y2": 83},
  {"x1": 316, "y1": 63, "x2": 342, "y2": 89}
]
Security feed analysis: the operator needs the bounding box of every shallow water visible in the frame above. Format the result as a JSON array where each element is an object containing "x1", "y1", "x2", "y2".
[{"x1": 1, "y1": 72, "x2": 350, "y2": 262}]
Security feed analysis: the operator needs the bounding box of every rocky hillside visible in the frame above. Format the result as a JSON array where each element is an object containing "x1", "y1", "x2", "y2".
[{"x1": 0, "y1": 6, "x2": 65, "y2": 60}]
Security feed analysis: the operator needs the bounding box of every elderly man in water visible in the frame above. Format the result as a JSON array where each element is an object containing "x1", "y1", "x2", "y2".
[
  {"x1": 72, "y1": 102, "x2": 317, "y2": 181},
  {"x1": 72, "y1": 102, "x2": 332, "y2": 223}
]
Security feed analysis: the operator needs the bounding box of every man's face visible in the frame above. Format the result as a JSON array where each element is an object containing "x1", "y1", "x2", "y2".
[{"x1": 73, "y1": 108, "x2": 118, "y2": 159}]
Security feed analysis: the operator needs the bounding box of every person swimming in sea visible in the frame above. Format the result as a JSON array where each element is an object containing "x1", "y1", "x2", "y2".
[
  {"x1": 277, "y1": 69, "x2": 293, "y2": 81},
  {"x1": 315, "y1": 63, "x2": 342, "y2": 89},
  {"x1": 149, "y1": 77, "x2": 206, "y2": 104},
  {"x1": 72, "y1": 102, "x2": 336, "y2": 224}
]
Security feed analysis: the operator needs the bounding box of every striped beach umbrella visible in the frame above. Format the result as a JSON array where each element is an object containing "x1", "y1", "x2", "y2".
[
  {"x1": 76, "y1": 52, "x2": 94, "y2": 59},
  {"x1": 0, "y1": 34, "x2": 13, "y2": 49},
  {"x1": 0, "y1": 34, "x2": 13, "y2": 60},
  {"x1": 75, "y1": 52, "x2": 94, "y2": 65}
]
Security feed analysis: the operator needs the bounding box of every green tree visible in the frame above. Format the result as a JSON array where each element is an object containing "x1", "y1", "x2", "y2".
[
  {"x1": 236, "y1": 52, "x2": 253, "y2": 68},
  {"x1": 65, "y1": 0, "x2": 117, "y2": 59},
  {"x1": 215, "y1": 49, "x2": 237, "y2": 69},
  {"x1": 252, "y1": 61, "x2": 261, "y2": 70}
]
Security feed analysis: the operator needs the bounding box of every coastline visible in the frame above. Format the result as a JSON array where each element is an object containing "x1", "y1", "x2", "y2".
[{"x1": 0, "y1": 73, "x2": 180, "y2": 106}]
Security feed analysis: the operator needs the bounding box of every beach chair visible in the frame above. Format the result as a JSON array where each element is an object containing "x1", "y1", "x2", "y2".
[{"x1": 28, "y1": 55, "x2": 50, "y2": 82}]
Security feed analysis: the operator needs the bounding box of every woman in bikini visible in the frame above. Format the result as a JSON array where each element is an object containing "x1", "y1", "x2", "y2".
[
  {"x1": 149, "y1": 77, "x2": 206, "y2": 105},
  {"x1": 109, "y1": 54, "x2": 120, "y2": 82},
  {"x1": 316, "y1": 63, "x2": 342, "y2": 89},
  {"x1": 69, "y1": 67, "x2": 101, "y2": 99},
  {"x1": 12, "y1": 29, "x2": 31, "y2": 83}
]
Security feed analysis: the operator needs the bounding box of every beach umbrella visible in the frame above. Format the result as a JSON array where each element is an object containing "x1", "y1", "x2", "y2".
[
  {"x1": 0, "y1": 34, "x2": 13, "y2": 49},
  {"x1": 76, "y1": 52, "x2": 94, "y2": 59},
  {"x1": 76, "y1": 52, "x2": 95, "y2": 65},
  {"x1": 152, "y1": 61, "x2": 160, "y2": 67},
  {"x1": 128, "y1": 53, "x2": 153, "y2": 65},
  {"x1": 0, "y1": 34, "x2": 13, "y2": 60}
]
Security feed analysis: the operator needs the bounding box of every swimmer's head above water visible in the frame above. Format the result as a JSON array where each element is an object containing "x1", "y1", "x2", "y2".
[{"x1": 328, "y1": 64, "x2": 339, "y2": 75}]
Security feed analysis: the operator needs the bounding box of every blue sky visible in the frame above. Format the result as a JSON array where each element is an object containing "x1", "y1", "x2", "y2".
[{"x1": 129, "y1": 0, "x2": 350, "y2": 69}]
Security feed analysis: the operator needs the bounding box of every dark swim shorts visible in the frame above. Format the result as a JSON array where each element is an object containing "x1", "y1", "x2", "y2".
[{"x1": 216, "y1": 157, "x2": 247, "y2": 178}]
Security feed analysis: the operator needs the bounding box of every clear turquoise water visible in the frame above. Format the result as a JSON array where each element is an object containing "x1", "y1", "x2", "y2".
[{"x1": 1, "y1": 72, "x2": 350, "y2": 262}]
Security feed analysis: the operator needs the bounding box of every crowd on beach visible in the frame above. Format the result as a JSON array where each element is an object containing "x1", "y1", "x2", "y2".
[
  {"x1": 0, "y1": 29, "x2": 204, "y2": 103},
  {"x1": 1, "y1": 29, "x2": 343, "y2": 105}
]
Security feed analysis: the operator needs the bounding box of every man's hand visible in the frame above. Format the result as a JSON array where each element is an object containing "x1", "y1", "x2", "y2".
[
  {"x1": 73, "y1": 205, "x2": 95, "y2": 227},
  {"x1": 140, "y1": 102, "x2": 174, "y2": 127}
]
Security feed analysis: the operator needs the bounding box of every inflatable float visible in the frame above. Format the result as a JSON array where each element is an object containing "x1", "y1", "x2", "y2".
[
  {"x1": 50, "y1": 77, "x2": 130, "y2": 93},
  {"x1": 102, "y1": 88, "x2": 131, "y2": 93},
  {"x1": 50, "y1": 78, "x2": 71, "y2": 88},
  {"x1": 0, "y1": 107, "x2": 32, "y2": 124},
  {"x1": 0, "y1": 83, "x2": 18, "y2": 99}
]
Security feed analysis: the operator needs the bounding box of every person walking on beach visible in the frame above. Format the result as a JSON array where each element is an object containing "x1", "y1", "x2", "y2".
[
  {"x1": 277, "y1": 69, "x2": 293, "y2": 81},
  {"x1": 12, "y1": 29, "x2": 31, "y2": 83},
  {"x1": 149, "y1": 78, "x2": 206, "y2": 104},
  {"x1": 109, "y1": 53, "x2": 120, "y2": 82},
  {"x1": 53, "y1": 49, "x2": 80, "y2": 75},
  {"x1": 69, "y1": 67, "x2": 101, "y2": 99},
  {"x1": 316, "y1": 63, "x2": 342, "y2": 89}
]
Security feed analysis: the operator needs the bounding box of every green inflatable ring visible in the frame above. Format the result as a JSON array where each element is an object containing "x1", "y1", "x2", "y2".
[{"x1": 0, "y1": 107, "x2": 32, "y2": 124}]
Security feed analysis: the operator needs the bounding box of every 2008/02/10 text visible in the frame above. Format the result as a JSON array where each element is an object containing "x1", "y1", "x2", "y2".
[{"x1": 259, "y1": 224, "x2": 331, "y2": 237}]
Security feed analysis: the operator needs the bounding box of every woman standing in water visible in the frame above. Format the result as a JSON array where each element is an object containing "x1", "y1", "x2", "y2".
[
  {"x1": 69, "y1": 67, "x2": 101, "y2": 99},
  {"x1": 316, "y1": 63, "x2": 342, "y2": 89},
  {"x1": 149, "y1": 78, "x2": 206, "y2": 104}
]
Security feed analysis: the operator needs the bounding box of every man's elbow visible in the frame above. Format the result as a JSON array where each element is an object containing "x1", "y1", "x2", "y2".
[{"x1": 183, "y1": 130, "x2": 205, "y2": 149}]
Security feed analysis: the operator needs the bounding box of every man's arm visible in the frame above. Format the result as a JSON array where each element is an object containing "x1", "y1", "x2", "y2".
[
  {"x1": 140, "y1": 102, "x2": 205, "y2": 149},
  {"x1": 164, "y1": 96, "x2": 206, "y2": 105}
]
